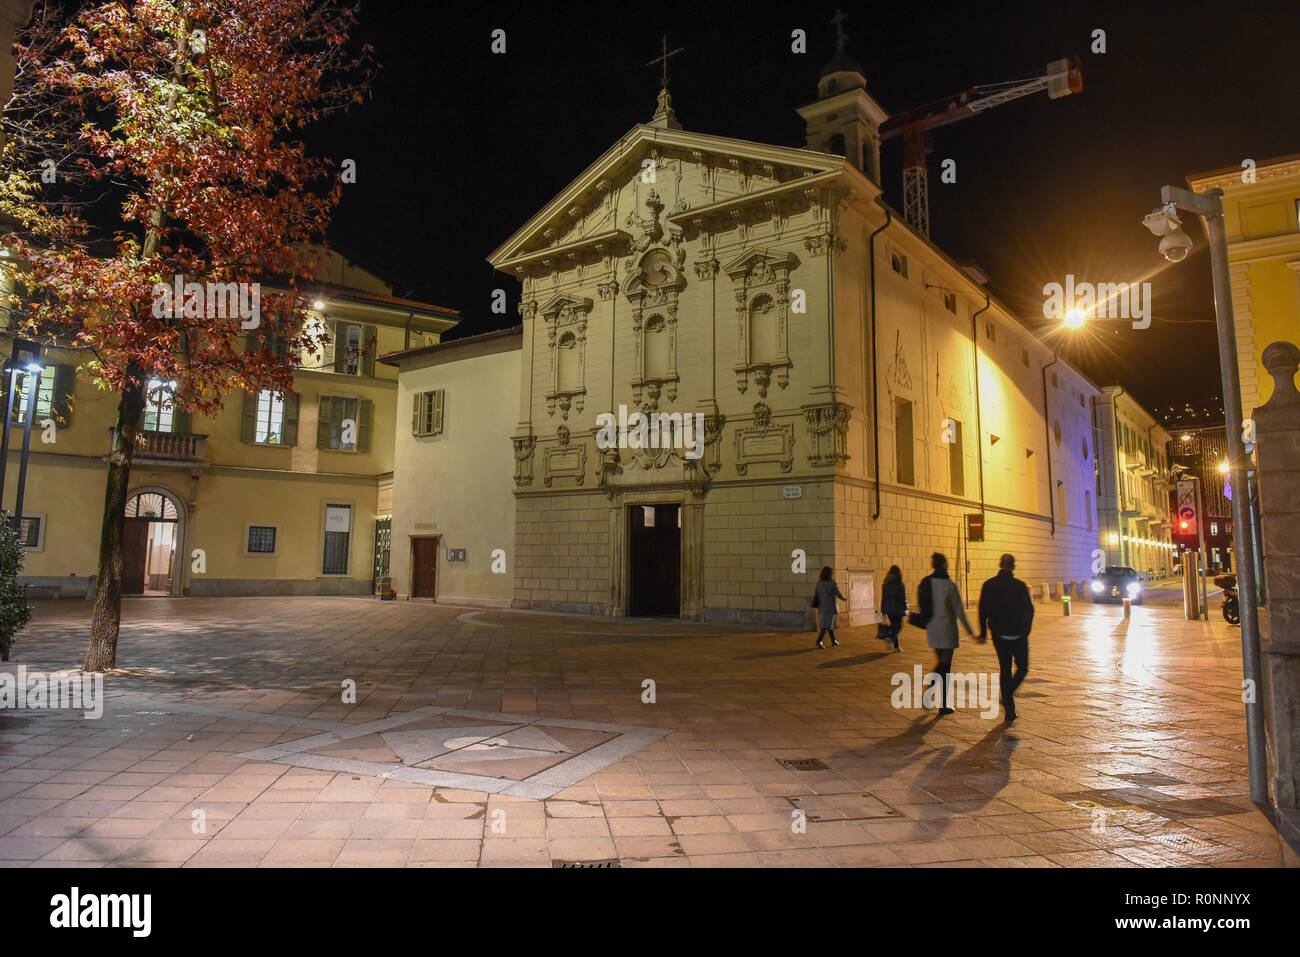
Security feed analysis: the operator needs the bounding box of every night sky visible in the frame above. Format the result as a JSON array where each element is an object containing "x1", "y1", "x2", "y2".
[{"x1": 306, "y1": 0, "x2": 1299, "y2": 424}]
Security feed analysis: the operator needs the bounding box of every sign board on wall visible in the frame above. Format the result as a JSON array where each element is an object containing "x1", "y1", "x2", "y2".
[
  {"x1": 324, "y1": 506, "x2": 351, "y2": 533},
  {"x1": 847, "y1": 572, "x2": 876, "y2": 626},
  {"x1": 965, "y1": 513, "x2": 985, "y2": 542}
]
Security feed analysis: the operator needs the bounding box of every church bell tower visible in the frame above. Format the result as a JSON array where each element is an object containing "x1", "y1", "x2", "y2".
[{"x1": 796, "y1": 10, "x2": 888, "y2": 185}]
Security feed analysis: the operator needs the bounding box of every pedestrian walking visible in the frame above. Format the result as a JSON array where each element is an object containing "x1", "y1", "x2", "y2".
[
  {"x1": 976, "y1": 553, "x2": 1035, "y2": 724},
  {"x1": 879, "y1": 565, "x2": 907, "y2": 652},
  {"x1": 915, "y1": 552, "x2": 973, "y2": 714},
  {"x1": 813, "y1": 566, "x2": 847, "y2": 649}
]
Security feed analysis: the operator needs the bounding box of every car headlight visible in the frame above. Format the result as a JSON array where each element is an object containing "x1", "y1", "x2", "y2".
[
  {"x1": 1091, "y1": 580, "x2": 1103, "y2": 593},
  {"x1": 1126, "y1": 583, "x2": 1141, "y2": 597}
]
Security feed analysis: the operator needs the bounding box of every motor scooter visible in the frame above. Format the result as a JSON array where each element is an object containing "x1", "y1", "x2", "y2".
[{"x1": 1214, "y1": 574, "x2": 1239, "y2": 625}]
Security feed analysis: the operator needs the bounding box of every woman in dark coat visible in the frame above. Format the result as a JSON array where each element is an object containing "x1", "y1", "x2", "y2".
[
  {"x1": 813, "y1": 565, "x2": 847, "y2": 649},
  {"x1": 879, "y1": 565, "x2": 907, "y2": 652}
]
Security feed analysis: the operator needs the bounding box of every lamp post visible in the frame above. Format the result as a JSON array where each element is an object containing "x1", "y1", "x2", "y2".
[
  {"x1": 0, "y1": 337, "x2": 42, "y2": 535},
  {"x1": 1145, "y1": 185, "x2": 1267, "y2": 803}
]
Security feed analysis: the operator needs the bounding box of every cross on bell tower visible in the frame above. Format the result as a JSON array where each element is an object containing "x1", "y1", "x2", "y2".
[{"x1": 647, "y1": 35, "x2": 683, "y2": 130}]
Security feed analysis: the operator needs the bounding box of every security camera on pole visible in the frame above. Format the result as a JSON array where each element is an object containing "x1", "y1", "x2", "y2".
[{"x1": 1144, "y1": 185, "x2": 1266, "y2": 803}]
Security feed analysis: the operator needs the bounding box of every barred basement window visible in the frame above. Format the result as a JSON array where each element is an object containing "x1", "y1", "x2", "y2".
[
  {"x1": 247, "y1": 525, "x2": 277, "y2": 554},
  {"x1": 322, "y1": 504, "x2": 352, "y2": 575},
  {"x1": 412, "y1": 389, "x2": 444, "y2": 437},
  {"x1": 17, "y1": 514, "x2": 42, "y2": 550}
]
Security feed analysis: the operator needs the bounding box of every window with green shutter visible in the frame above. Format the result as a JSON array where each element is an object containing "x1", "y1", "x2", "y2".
[
  {"x1": 412, "y1": 390, "x2": 444, "y2": 437},
  {"x1": 316, "y1": 395, "x2": 370, "y2": 452},
  {"x1": 242, "y1": 390, "x2": 299, "y2": 446}
]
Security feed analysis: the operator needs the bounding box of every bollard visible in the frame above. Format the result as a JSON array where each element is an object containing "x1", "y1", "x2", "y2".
[
  {"x1": 1122, "y1": 597, "x2": 1132, "y2": 619},
  {"x1": 1062, "y1": 595, "x2": 1071, "y2": 616}
]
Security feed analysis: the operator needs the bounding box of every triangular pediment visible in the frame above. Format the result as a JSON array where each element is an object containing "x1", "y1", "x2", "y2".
[
  {"x1": 537, "y1": 293, "x2": 594, "y2": 318},
  {"x1": 722, "y1": 247, "x2": 799, "y2": 280},
  {"x1": 488, "y1": 125, "x2": 848, "y2": 274}
]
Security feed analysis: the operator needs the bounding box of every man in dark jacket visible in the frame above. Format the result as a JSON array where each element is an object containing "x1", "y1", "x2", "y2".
[{"x1": 976, "y1": 554, "x2": 1034, "y2": 724}]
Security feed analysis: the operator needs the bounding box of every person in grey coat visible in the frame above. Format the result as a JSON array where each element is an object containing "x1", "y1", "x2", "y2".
[
  {"x1": 917, "y1": 552, "x2": 973, "y2": 714},
  {"x1": 813, "y1": 566, "x2": 847, "y2": 649}
]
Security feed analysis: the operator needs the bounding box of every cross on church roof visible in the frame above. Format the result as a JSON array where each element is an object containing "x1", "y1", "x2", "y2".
[
  {"x1": 647, "y1": 35, "x2": 683, "y2": 90},
  {"x1": 831, "y1": 9, "x2": 849, "y2": 51}
]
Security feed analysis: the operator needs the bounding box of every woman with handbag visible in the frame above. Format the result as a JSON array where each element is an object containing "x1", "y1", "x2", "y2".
[
  {"x1": 879, "y1": 565, "x2": 906, "y2": 652},
  {"x1": 915, "y1": 552, "x2": 973, "y2": 714},
  {"x1": 813, "y1": 566, "x2": 847, "y2": 649}
]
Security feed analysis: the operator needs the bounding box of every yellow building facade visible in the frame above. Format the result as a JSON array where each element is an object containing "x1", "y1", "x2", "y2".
[
  {"x1": 3, "y1": 251, "x2": 458, "y2": 598},
  {"x1": 1188, "y1": 154, "x2": 1300, "y2": 415}
]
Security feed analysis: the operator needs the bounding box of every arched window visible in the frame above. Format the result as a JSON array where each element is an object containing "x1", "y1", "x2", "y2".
[
  {"x1": 556, "y1": 331, "x2": 578, "y2": 393},
  {"x1": 748, "y1": 295, "x2": 777, "y2": 365},
  {"x1": 643, "y1": 315, "x2": 669, "y2": 380},
  {"x1": 125, "y1": 491, "x2": 178, "y2": 520},
  {"x1": 827, "y1": 133, "x2": 846, "y2": 156}
]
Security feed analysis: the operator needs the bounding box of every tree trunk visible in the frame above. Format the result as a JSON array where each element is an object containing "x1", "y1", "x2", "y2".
[{"x1": 84, "y1": 378, "x2": 145, "y2": 672}]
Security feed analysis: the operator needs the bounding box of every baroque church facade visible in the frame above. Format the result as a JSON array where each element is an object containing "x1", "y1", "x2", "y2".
[{"x1": 385, "y1": 45, "x2": 1102, "y2": 624}]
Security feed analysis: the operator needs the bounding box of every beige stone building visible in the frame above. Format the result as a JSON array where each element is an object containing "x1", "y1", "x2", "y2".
[
  {"x1": 387, "y1": 53, "x2": 1105, "y2": 624},
  {"x1": 380, "y1": 328, "x2": 521, "y2": 606},
  {"x1": 1093, "y1": 386, "x2": 1176, "y2": 580},
  {"x1": 3, "y1": 251, "x2": 458, "y2": 598}
]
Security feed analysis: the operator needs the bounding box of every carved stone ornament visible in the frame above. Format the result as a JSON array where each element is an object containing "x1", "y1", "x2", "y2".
[
  {"x1": 802, "y1": 402, "x2": 852, "y2": 468},
  {"x1": 734, "y1": 403, "x2": 794, "y2": 476},
  {"x1": 512, "y1": 434, "x2": 538, "y2": 487}
]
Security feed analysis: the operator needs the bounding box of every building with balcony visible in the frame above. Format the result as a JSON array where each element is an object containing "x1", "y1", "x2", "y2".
[
  {"x1": 2, "y1": 250, "x2": 459, "y2": 598},
  {"x1": 1094, "y1": 386, "x2": 1175, "y2": 580}
]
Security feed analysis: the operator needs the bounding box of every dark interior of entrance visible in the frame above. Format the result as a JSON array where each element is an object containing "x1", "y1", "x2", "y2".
[{"x1": 627, "y1": 504, "x2": 680, "y2": 617}]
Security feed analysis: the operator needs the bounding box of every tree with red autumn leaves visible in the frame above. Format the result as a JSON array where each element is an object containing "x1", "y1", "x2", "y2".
[{"x1": 0, "y1": 0, "x2": 373, "y2": 670}]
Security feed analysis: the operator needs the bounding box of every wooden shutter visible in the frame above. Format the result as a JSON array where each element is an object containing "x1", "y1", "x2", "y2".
[
  {"x1": 433, "y1": 389, "x2": 444, "y2": 436},
  {"x1": 172, "y1": 404, "x2": 191, "y2": 436},
  {"x1": 330, "y1": 320, "x2": 345, "y2": 374},
  {"x1": 282, "y1": 392, "x2": 300, "y2": 447},
  {"x1": 316, "y1": 395, "x2": 332, "y2": 449},
  {"x1": 51, "y1": 364, "x2": 75, "y2": 428},
  {"x1": 411, "y1": 391, "x2": 422, "y2": 436},
  {"x1": 362, "y1": 324, "x2": 377, "y2": 377},
  {"x1": 241, "y1": 391, "x2": 257, "y2": 444},
  {"x1": 358, "y1": 398, "x2": 373, "y2": 453}
]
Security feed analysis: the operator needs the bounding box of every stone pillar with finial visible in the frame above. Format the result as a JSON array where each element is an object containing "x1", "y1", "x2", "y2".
[{"x1": 1255, "y1": 340, "x2": 1300, "y2": 814}]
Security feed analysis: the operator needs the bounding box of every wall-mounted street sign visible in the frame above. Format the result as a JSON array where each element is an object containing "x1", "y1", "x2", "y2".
[
  {"x1": 781, "y1": 486, "x2": 803, "y2": 499},
  {"x1": 966, "y1": 513, "x2": 985, "y2": 542}
]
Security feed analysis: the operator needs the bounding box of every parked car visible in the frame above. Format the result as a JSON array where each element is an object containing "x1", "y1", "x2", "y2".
[{"x1": 1090, "y1": 565, "x2": 1143, "y2": 604}]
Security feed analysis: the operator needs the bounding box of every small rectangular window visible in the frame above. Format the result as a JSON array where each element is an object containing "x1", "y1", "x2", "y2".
[
  {"x1": 17, "y1": 514, "x2": 42, "y2": 550},
  {"x1": 1210, "y1": 522, "x2": 1219, "y2": 536},
  {"x1": 894, "y1": 398, "x2": 914, "y2": 486},
  {"x1": 1021, "y1": 346, "x2": 1030, "y2": 366},
  {"x1": 412, "y1": 390, "x2": 445, "y2": 437},
  {"x1": 985, "y1": 320, "x2": 995, "y2": 341},
  {"x1": 943, "y1": 292, "x2": 957, "y2": 313},
  {"x1": 891, "y1": 252, "x2": 908, "y2": 277},
  {"x1": 247, "y1": 525, "x2": 277, "y2": 554}
]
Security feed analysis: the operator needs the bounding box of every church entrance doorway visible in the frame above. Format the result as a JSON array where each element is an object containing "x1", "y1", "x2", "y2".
[{"x1": 627, "y1": 504, "x2": 680, "y2": 617}]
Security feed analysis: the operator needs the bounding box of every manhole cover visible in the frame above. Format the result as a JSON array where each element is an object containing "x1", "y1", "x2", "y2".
[
  {"x1": 1150, "y1": 831, "x2": 1217, "y2": 850},
  {"x1": 1068, "y1": 800, "x2": 1102, "y2": 810},
  {"x1": 553, "y1": 859, "x2": 620, "y2": 868},
  {"x1": 787, "y1": 793, "x2": 902, "y2": 822},
  {"x1": 777, "y1": 758, "x2": 829, "y2": 771}
]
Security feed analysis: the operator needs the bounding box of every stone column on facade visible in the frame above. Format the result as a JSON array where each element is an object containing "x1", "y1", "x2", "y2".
[
  {"x1": 606, "y1": 504, "x2": 625, "y2": 616},
  {"x1": 1255, "y1": 341, "x2": 1300, "y2": 812},
  {"x1": 681, "y1": 501, "x2": 705, "y2": 621}
]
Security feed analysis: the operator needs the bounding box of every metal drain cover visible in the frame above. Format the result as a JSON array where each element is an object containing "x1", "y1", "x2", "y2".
[
  {"x1": 553, "y1": 859, "x2": 620, "y2": 868},
  {"x1": 787, "y1": 793, "x2": 902, "y2": 822},
  {"x1": 778, "y1": 758, "x2": 829, "y2": 771}
]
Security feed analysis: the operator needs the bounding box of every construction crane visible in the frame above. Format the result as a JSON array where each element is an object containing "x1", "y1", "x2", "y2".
[{"x1": 879, "y1": 57, "x2": 1083, "y2": 237}]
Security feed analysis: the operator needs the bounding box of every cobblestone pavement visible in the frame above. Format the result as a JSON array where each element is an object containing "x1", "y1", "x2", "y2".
[{"x1": 1, "y1": 592, "x2": 1296, "y2": 868}]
